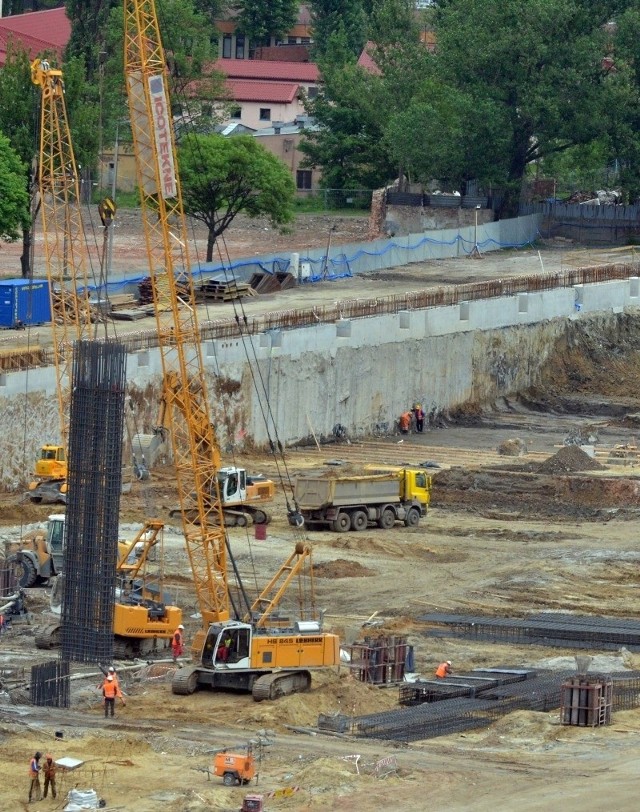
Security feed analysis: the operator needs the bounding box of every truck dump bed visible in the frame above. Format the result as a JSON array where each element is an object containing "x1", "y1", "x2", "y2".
[{"x1": 294, "y1": 474, "x2": 400, "y2": 509}]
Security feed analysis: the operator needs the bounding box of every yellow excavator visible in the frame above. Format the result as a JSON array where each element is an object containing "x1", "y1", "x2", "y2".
[
  {"x1": 34, "y1": 518, "x2": 182, "y2": 657},
  {"x1": 123, "y1": 0, "x2": 339, "y2": 698}
]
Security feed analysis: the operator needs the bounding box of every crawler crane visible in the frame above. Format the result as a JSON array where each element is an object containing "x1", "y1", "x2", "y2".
[
  {"x1": 28, "y1": 59, "x2": 93, "y2": 505},
  {"x1": 123, "y1": 0, "x2": 339, "y2": 699}
]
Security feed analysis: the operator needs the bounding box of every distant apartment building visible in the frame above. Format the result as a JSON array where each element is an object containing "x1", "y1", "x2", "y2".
[{"x1": 215, "y1": 4, "x2": 312, "y2": 61}]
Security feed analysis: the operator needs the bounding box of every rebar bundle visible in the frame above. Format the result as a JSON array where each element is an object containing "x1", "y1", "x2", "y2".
[
  {"x1": 60, "y1": 340, "x2": 127, "y2": 664},
  {"x1": 30, "y1": 660, "x2": 70, "y2": 708},
  {"x1": 422, "y1": 612, "x2": 640, "y2": 651}
]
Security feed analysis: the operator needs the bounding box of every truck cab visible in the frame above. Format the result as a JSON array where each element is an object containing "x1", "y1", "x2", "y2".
[{"x1": 399, "y1": 469, "x2": 432, "y2": 512}]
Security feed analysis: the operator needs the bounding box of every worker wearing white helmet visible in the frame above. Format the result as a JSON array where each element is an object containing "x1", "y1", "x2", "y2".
[{"x1": 435, "y1": 660, "x2": 452, "y2": 678}]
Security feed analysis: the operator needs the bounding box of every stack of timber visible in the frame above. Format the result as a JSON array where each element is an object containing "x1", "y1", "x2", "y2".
[
  {"x1": 248, "y1": 271, "x2": 297, "y2": 294},
  {"x1": 52, "y1": 289, "x2": 101, "y2": 324},
  {"x1": 195, "y1": 279, "x2": 257, "y2": 302}
]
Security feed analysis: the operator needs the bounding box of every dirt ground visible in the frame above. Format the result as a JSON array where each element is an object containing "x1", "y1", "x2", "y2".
[{"x1": 3, "y1": 217, "x2": 640, "y2": 810}]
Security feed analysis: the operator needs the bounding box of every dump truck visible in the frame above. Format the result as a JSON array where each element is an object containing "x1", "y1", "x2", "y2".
[{"x1": 291, "y1": 468, "x2": 432, "y2": 531}]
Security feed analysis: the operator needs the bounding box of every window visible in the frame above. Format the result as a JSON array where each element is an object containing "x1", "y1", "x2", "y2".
[
  {"x1": 297, "y1": 170, "x2": 312, "y2": 190},
  {"x1": 287, "y1": 36, "x2": 298, "y2": 44},
  {"x1": 222, "y1": 34, "x2": 232, "y2": 58},
  {"x1": 235, "y1": 34, "x2": 245, "y2": 59},
  {"x1": 301, "y1": 37, "x2": 311, "y2": 44},
  {"x1": 307, "y1": 86, "x2": 318, "y2": 99},
  {"x1": 230, "y1": 106, "x2": 241, "y2": 120},
  {"x1": 259, "y1": 108, "x2": 271, "y2": 121}
]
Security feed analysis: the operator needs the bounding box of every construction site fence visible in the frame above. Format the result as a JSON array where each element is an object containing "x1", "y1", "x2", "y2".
[{"x1": 80, "y1": 213, "x2": 541, "y2": 299}]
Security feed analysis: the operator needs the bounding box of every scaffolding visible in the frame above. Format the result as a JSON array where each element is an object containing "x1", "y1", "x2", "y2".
[
  {"x1": 61, "y1": 340, "x2": 127, "y2": 664},
  {"x1": 30, "y1": 660, "x2": 70, "y2": 708}
]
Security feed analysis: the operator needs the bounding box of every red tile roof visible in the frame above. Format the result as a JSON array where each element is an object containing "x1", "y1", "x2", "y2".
[
  {"x1": 0, "y1": 7, "x2": 70, "y2": 49},
  {"x1": 214, "y1": 58, "x2": 319, "y2": 83},
  {"x1": 357, "y1": 43, "x2": 381, "y2": 75},
  {"x1": 226, "y1": 79, "x2": 299, "y2": 103},
  {"x1": 0, "y1": 8, "x2": 70, "y2": 67}
]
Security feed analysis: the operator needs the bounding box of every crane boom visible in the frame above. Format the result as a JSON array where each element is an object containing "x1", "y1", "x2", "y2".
[
  {"x1": 30, "y1": 59, "x2": 92, "y2": 500},
  {"x1": 124, "y1": 0, "x2": 229, "y2": 625}
]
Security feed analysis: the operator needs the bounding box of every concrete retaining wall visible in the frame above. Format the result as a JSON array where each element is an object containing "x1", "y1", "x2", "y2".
[{"x1": 1, "y1": 276, "x2": 638, "y2": 490}]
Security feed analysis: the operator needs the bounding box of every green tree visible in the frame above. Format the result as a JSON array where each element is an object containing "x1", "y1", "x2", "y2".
[
  {"x1": 0, "y1": 44, "x2": 38, "y2": 276},
  {"x1": 310, "y1": 0, "x2": 367, "y2": 60},
  {"x1": 302, "y1": 0, "x2": 429, "y2": 189},
  {"x1": 179, "y1": 134, "x2": 295, "y2": 261},
  {"x1": 0, "y1": 132, "x2": 30, "y2": 243},
  {"x1": 433, "y1": 0, "x2": 630, "y2": 211},
  {"x1": 64, "y1": 0, "x2": 118, "y2": 79},
  {"x1": 235, "y1": 0, "x2": 298, "y2": 44}
]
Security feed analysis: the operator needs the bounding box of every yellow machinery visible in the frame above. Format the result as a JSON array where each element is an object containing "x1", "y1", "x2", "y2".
[
  {"x1": 35, "y1": 518, "x2": 182, "y2": 657},
  {"x1": 28, "y1": 59, "x2": 93, "y2": 504},
  {"x1": 123, "y1": 0, "x2": 339, "y2": 698}
]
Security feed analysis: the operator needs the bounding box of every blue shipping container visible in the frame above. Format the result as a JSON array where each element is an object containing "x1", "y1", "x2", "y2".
[{"x1": 0, "y1": 279, "x2": 51, "y2": 328}]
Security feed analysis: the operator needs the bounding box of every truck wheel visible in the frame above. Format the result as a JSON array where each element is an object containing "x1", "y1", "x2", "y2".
[
  {"x1": 223, "y1": 772, "x2": 237, "y2": 786},
  {"x1": 404, "y1": 508, "x2": 420, "y2": 527},
  {"x1": 377, "y1": 509, "x2": 395, "y2": 530},
  {"x1": 332, "y1": 512, "x2": 351, "y2": 532},
  {"x1": 351, "y1": 510, "x2": 368, "y2": 531}
]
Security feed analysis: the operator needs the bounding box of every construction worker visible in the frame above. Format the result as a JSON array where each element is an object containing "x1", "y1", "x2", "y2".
[
  {"x1": 28, "y1": 751, "x2": 42, "y2": 803},
  {"x1": 435, "y1": 660, "x2": 452, "y2": 679},
  {"x1": 399, "y1": 411, "x2": 412, "y2": 434},
  {"x1": 172, "y1": 624, "x2": 185, "y2": 662},
  {"x1": 413, "y1": 403, "x2": 425, "y2": 433},
  {"x1": 42, "y1": 754, "x2": 57, "y2": 799},
  {"x1": 107, "y1": 665, "x2": 119, "y2": 689},
  {"x1": 102, "y1": 674, "x2": 124, "y2": 717}
]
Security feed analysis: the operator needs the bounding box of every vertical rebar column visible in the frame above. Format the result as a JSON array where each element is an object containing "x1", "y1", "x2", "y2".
[{"x1": 61, "y1": 339, "x2": 127, "y2": 664}]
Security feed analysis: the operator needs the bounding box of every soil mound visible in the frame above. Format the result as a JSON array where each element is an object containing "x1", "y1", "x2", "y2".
[
  {"x1": 314, "y1": 558, "x2": 376, "y2": 578},
  {"x1": 537, "y1": 445, "x2": 605, "y2": 474}
]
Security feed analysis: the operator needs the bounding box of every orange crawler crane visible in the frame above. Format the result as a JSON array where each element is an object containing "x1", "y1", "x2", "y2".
[{"x1": 123, "y1": 0, "x2": 339, "y2": 700}]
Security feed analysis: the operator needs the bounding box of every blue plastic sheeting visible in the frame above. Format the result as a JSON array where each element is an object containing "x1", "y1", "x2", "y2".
[{"x1": 79, "y1": 213, "x2": 541, "y2": 297}]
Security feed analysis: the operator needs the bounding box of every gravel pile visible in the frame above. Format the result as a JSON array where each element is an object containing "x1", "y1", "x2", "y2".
[{"x1": 537, "y1": 445, "x2": 605, "y2": 474}]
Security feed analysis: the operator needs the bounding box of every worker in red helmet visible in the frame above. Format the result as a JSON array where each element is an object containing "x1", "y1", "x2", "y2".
[{"x1": 435, "y1": 660, "x2": 452, "y2": 679}]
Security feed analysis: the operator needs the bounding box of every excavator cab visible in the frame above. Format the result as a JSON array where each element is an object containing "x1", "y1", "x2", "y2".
[
  {"x1": 47, "y1": 514, "x2": 65, "y2": 572},
  {"x1": 34, "y1": 445, "x2": 67, "y2": 480}
]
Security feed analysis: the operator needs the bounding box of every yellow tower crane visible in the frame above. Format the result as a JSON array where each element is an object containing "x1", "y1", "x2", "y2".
[
  {"x1": 28, "y1": 58, "x2": 92, "y2": 504},
  {"x1": 123, "y1": 0, "x2": 339, "y2": 699}
]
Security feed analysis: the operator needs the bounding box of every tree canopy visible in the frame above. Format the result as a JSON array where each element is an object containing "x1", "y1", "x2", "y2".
[
  {"x1": 310, "y1": 0, "x2": 367, "y2": 60},
  {"x1": 303, "y1": 0, "x2": 640, "y2": 208},
  {"x1": 0, "y1": 132, "x2": 30, "y2": 243},
  {"x1": 235, "y1": 0, "x2": 299, "y2": 44},
  {"x1": 178, "y1": 134, "x2": 295, "y2": 261}
]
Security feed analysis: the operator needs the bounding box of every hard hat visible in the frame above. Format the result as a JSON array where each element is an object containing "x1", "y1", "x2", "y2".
[
  {"x1": 178, "y1": 624, "x2": 184, "y2": 629},
  {"x1": 107, "y1": 675, "x2": 114, "y2": 681},
  {"x1": 447, "y1": 660, "x2": 452, "y2": 666},
  {"x1": 108, "y1": 666, "x2": 115, "y2": 672},
  {"x1": 35, "y1": 752, "x2": 42, "y2": 759}
]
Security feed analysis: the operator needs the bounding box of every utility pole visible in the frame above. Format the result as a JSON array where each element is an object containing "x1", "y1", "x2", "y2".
[{"x1": 470, "y1": 205, "x2": 483, "y2": 259}]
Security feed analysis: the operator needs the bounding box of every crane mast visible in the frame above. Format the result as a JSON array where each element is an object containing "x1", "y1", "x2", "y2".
[
  {"x1": 30, "y1": 59, "x2": 92, "y2": 496},
  {"x1": 123, "y1": 0, "x2": 230, "y2": 625}
]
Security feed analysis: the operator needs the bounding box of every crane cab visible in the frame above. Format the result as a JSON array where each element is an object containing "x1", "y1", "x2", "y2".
[
  {"x1": 202, "y1": 622, "x2": 252, "y2": 670},
  {"x1": 218, "y1": 467, "x2": 275, "y2": 507}
]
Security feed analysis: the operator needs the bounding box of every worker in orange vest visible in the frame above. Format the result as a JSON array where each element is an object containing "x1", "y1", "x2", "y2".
[
  {"x1": 172, "y1": 624, "x2": 185, "y2": 662},
  {"x1": 28, "y1": 751, "x2": 42, "y2": 803},
  {"x1": 399, "y1": 411, "x2": 412, "y2": 434},
  {"x1": 435, "y1": 660, "x2": 452, "y2": 678},
  {"x1": 102, "y1": 674, "x2": 124, "y2": 718}
]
